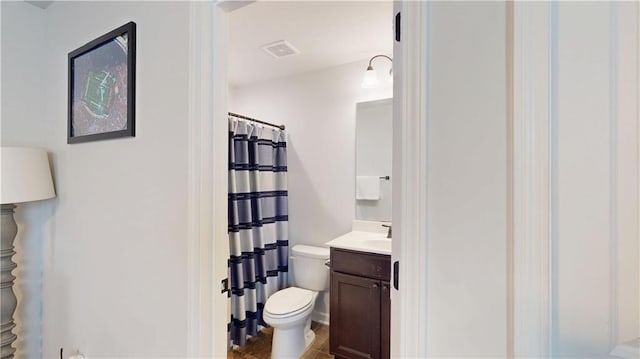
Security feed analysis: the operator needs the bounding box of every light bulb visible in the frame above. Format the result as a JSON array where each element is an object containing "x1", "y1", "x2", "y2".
[{"x1": 361, "y1": 66, "x2": 378, "y2": 88}]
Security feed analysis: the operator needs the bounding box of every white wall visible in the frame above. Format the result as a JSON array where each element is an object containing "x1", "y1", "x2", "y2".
[
  {"x1": 355, "y1": 98, "x2": 393, "y2": 222},
  {"x1": 1, "y1": 2, "x2": 192, "y2": 357},
  {"x1": 230, "y1": 60, "x2": 392, "y2": 323},
  {"x1": 425, "y1": 2, "x2": 509, "y2": 357}
]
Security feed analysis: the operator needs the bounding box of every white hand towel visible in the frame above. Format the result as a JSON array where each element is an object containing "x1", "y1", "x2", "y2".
[{"x1": 356, "y1": 176, "x2": 380, "y2": 200}]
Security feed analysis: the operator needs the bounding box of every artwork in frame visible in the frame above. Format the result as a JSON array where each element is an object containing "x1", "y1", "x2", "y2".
[{"x1": 68, "y1": 22, "x2": 136, "y2": 144}]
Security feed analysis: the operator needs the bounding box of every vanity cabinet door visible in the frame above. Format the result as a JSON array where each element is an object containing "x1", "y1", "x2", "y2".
[
  {"x1": 330, "y1": 271, "x2": 382, "y2": 359},
  {"x1": 381, "y1": 281, "x2": 391, "y2": 359}
]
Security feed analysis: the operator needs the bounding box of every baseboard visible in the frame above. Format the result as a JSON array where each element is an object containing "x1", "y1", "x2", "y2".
[{"x1": 312, "y1": 310, "x2": 329, "y2": 326}]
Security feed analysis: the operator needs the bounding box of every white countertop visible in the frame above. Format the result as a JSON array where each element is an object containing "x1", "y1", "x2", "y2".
[{"x1": 325, "y1": 230, "x2": 391, "y2": 255}]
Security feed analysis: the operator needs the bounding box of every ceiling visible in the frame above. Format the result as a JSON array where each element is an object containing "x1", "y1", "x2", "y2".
[{"x1": 229, "y1": 1, "x2": 393, "y2": 86}]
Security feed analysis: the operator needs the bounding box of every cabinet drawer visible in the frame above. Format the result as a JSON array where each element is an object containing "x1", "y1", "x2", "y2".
[
  {"x1": 330, "y1": 248, "x2": 391, "y2": 281},
  {"x1": 330, "y1": 271, "x2": 381, "y2": 359}
]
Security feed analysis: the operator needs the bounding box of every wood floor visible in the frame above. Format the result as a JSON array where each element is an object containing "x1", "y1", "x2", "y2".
[{"x1": 228, "y1": 322, "x2": 333, "y2": 359}]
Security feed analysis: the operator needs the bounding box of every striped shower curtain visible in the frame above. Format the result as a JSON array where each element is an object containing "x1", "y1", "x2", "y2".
[{"x1": 228, "y1": 117, "x2": 289, "y2": 346}]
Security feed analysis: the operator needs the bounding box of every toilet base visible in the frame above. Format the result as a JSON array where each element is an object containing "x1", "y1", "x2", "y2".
[
  {"x1": 304, "y1": 324, "x2": 316, "y2": 349},
  {"x1": 270, "y1": 317, "x2": 314, "y2": 359}
]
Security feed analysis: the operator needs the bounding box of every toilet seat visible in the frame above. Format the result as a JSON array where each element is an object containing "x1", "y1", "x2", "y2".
[{"x1": 264, "y1": 287, "x2": 315, "y2": 318}]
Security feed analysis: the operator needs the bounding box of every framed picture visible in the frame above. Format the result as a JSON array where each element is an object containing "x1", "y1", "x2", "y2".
[{"x1": 68, "y1": 22, "x2": 136, "y2": 144}]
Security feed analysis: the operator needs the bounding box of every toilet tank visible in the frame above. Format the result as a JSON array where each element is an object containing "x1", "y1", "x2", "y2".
[{"x1": 291, "y1": 244, "x2": 330, "y2": 292}]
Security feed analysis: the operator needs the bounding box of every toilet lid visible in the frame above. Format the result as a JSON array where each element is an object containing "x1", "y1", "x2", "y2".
[{"x1": 265, "y1": 287, "x2": 314, "y2": 317}]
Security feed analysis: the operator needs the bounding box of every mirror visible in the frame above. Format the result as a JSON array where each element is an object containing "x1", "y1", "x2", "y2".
[{"x1": 355, "y1": 98, "x2": 393, "y2": 222}]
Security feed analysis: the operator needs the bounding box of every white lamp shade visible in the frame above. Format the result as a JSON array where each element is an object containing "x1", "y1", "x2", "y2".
[
  {"x1": 1, "y1": 147, "x2": 56, "y2": 204},
  {"x1": 361, "y1": 68, "x2": 378, "y2": 88}
]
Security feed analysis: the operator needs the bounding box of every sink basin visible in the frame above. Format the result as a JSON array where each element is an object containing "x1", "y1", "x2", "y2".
[{"x1": 325, "y1": 231, "x2": 391, "y2": 255}]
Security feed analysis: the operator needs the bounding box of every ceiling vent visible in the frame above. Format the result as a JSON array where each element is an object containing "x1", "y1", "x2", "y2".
[
  {"x1": 261, "y1": 40, "x2": 300, "y2": 59},
  {"x1": 25, "y1": 0, "x2": 55, "y2": 9}
]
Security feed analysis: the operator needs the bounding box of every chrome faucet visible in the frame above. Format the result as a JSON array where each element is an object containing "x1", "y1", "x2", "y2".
[{"x1": 381, "y1": 224, "x2": 392, "y2": 239}]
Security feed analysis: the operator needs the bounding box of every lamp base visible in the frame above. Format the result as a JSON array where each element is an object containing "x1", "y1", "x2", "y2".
[{"x1": 1, "y1": 204, "x2": 17, "y2": 359}]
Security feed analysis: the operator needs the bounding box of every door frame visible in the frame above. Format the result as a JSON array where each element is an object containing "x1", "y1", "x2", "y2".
[
  {"x1": 511, "y1": 2, "x2": 553, "y2": 357},
  {"x1": 391, "y1": 1, "x2": 429, "y2": 358},
  {"x1": 190, "y1": 2, "x2": 640, "y2": 357},
  {"x1": 186, "y1": 2, "x2": 229, "y2": 357},
  {"x1": 187, "y1": 1, "x2": 431, "y2": 357}
]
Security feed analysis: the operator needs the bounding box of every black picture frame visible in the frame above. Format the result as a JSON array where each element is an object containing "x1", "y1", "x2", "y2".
[{"x1": 68, "y1": 22, "x2": 136, "y2": 144}]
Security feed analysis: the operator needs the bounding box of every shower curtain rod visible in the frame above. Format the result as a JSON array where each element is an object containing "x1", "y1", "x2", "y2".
[{"x1": 228, "y1": 112, "x2": 285, "y2": 131}]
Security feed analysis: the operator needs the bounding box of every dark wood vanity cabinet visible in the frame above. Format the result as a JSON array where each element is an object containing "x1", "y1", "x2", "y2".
[{"x1": 329, "y1": 248, "x2": 391, "y2": 359}]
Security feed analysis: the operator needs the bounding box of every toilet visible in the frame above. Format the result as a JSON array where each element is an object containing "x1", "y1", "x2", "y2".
[{"x1": 263, "y1": 244, "x2": 330, "y2": 359}]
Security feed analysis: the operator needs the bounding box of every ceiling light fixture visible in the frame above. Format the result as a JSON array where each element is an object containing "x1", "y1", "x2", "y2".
[{"x1": 362, "y1": 54, "x2": 393, "y2": 89}]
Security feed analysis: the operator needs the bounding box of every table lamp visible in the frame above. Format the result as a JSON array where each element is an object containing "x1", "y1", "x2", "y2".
[{"x1": 1, "y1": 147, "x2": 55, "y2": 358}]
